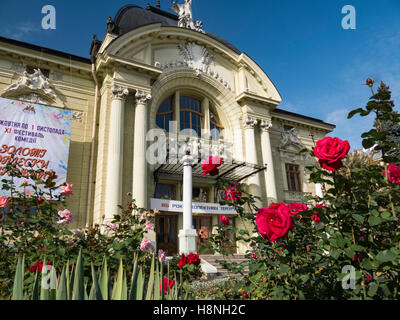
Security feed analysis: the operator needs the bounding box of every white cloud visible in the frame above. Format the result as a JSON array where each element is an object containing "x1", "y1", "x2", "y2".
[{"x1": 2, "y1": 22, "x2": 36, "y2": 40}]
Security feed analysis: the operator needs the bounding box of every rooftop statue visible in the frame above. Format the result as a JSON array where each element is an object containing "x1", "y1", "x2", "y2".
[{"x1": 170, "y1": 0, "x2": 204, "y2": 33}]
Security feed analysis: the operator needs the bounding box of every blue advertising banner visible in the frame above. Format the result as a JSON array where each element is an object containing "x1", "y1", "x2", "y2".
[{"x1": 0, "y1": 97, "x2": 72, "y2": 197}]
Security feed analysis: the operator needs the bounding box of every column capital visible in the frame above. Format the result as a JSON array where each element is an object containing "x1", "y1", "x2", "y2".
[
  {"x1": 260, "y1": 119, "x2": 273, "y2": 132},
  {"x1": 135, "y1": 91, "x2": 152, "y2": 105},
  {"x1": 111, "y1": 86, "x2": 129, "y2": 101},
  {"x1": 242, "y1": 116, "x2": 258, "y2": 130}
]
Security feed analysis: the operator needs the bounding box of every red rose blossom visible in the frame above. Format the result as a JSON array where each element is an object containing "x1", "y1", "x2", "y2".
[
  {"x1": 178, "y1": 254, "x2": 187, "y2": 269},
  {"x1": 383, "y1": 164, "x2": 400, "y2": 186},
  {"x1": 160, "y1": 277, "x2": 174, "y2": 294},
  {"x1": 225, "y1": 185, "x2": 242, "y2": 202},
  {"x1": 313, "y1": 137, "x2": 350, "y2": 171},
  {"x1": 29, "y1": 261, "x2": 51, "y2": 273},
  {"x1": 312, "y1": 214, "x2": 320, "y2": 224},
  {"x1": 186, "y1": 253, "x2": 201, "y2": 266},
  {"x1": 256, "y1": 203, "x2": 294, "y2": 242},
  {"x1": 287, "y1": 202, "x2": 308, "y2": 216},
  {"x1": 219, "y1": 215, "x2": 230, "y2": 226},
  {"x1": 352, "y1": 253, "x2": 363, "y2": 263},
  {"x1": 201, "y1": 156, "x2": 222, "y2": 176}
]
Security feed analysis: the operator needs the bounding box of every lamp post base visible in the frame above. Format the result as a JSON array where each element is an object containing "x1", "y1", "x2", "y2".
[{"x1": 178, "y1": 229, "x2": 197, "y2": 255}]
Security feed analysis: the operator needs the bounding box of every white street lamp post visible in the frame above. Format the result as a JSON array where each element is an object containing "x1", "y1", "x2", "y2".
[{"x1": 178, "y1": 152, "x2": 197, "y2": 254}]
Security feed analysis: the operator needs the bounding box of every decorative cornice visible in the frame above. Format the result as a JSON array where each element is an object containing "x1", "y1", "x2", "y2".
[
  {"x1": 135, "y1": 91, "x2": 152, "y2": 105},
  {"x1": 111, "y1": 86, "x2": 129, "y2": 100}
]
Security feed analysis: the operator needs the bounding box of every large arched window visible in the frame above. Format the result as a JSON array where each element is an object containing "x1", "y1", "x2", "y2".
[
  {"x1": 155, "y1": 92, "x2": 223, "y2": 139},
  {"x1": 210, "y1": 110, "x2": 224, "y2": 140},
  {"x1": 156, "y1": 96, "x2": 173, "y2": 132},
  {"x1": 179, "y1": 95, "x2": 203, "y2": 136}
]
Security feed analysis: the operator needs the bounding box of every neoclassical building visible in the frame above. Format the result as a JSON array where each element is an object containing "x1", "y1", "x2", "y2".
[{"x1": 0, "y1": 3, "x2": 335, "y2": 255}]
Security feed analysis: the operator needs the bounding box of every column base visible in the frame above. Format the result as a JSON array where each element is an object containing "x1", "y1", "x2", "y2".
[{"x1": 178, "y1": 229, "x2": 197, "y2": 255}]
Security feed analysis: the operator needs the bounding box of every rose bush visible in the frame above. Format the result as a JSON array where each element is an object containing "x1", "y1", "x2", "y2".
[
  {"x1": 200, "y1": 81, "x2": 400, "y2": 300},
  {"x1": 0, "y1": 162, "x2": 157, "y2": 299}
]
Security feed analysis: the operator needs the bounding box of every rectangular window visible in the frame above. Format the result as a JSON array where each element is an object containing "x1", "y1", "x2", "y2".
[
  {"x1": 155, "y1": 184, "x2": 176, "y2": 200},
  {"x1": 286, "y1": 164, "x2": 302, "y2": 192}
]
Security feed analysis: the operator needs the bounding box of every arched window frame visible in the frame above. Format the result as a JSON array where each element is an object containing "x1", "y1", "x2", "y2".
[{"x1": 155, "y1": 91, "x2": 224, "y2": 140}]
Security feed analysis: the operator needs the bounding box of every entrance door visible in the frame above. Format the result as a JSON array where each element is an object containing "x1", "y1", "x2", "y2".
[
  {"x1": 156, "y1": 214, "x2": 178, "y2": 256},
  {"x1": 193, "y1": 216, "x2": 213, "y2": 254}
]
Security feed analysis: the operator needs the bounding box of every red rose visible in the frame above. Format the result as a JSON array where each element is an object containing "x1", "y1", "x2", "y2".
[
  {"x1": 287, "y1": 202, "x2": 308, "y2": 216},
  {"x1": 365, "y1": 272, "x2": 373, "y2": 283},
  {"x1": 201, "y1": 156, "x2": 222, "y2": 176},
  {"x1": 313, "y1": 137, "x2": 350, "y2": 171},
  {"x1": 383, "y1": 164, "x2": 400, "y2": 186},
  {"x1": 219, "y1": 215, "x2": 230, "y2": 226},
  {"x1": 178, "y1": 254, "x2": 187, "y2": 269},
  {"x1": 225, "y1": 185, "x2": 242, "y2": 202},
  {"x1": 29, "y1": 261, "x2": 51, "y2": 273},
  {"x1": 186, "y1": 253, "x2": 201, "y2": 266},
  {"x1": 256, "y1": 203, "x2": 294, "y2": 242},
  {"x1": 352, "y1": 253, "x2": 363, "y2": 263},
  {"x1": 312, "y1": 214, "x2": 320, "y2": 224},
  {"x1": 160, "y1": 277, "x2": 174, "y2": 294}
]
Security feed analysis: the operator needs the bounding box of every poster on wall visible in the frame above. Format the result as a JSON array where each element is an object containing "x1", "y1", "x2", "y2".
[{"x1": 0, "y1": 97, "x2": 73, "y2": 198}]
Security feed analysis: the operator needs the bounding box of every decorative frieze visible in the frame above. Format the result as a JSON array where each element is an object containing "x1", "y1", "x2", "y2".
[{"x1": 111, "y1": 86, "x2": 129, "y2": 100}]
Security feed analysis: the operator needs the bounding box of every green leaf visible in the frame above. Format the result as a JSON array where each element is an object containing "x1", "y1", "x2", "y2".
[
  {"x1": 368, "y1": 216, "x2": 382, "y2": 226},
  {"x1": 145, "y1": 254, "x2": 155, "y2": 300},
  {"x1": 99, "y1": 257, "x2": 109, "y2": 300},
  {"x1": 376, "y1": 250, "x2": 397, "y2": 263},
  {"x1": 368, "y1": 282, "x2": 378, "y2": 297},
  {"x1": 352, "y1": 214, "x2": 364, "y2": 224},
  {"x1": 72, "y1": 249, "x2": 85, "y2": 300},
  {"x1": 56, "y1": 267, "x2": 68, "y2": 300},
  {"x1": 12, "y1": 256, "x2": 24, "y2": 300},
  {"x1": 362, "y1": 138, "x2": 376, "y2": 149},
  {"x1": 112, "y1": 257, "x2": 125, "y2": 300},
  {"x1": 348, "y1": 108, "x2": 364, "y2": 119},
  {"x1": 90, "y1": 263, "x2": 103, "y2": 300},
  {"x1": 280, "y1": 264, "x2": 290, "y2": 274},
  {"x1": 381, "y1": 212, "x2": 391, "y2": 219}
]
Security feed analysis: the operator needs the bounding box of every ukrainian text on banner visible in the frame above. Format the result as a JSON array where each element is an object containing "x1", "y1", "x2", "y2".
[{"x1": 0, "y1": 97, "x2": 72, "y2": 197}]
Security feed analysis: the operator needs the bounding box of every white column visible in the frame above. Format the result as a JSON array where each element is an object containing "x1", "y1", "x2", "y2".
[
  {"x1": 179, "y1": 154, "x2": 197, "y2": 254},
  {"x1": 104, "y1": 86, "x2": 129, "y2": 222},
  {"x1": 260, "y1": 119, "x2": 278, "y2": 205},
  {"x1": 132, "y1": 91, "x2": 152, "y2": 209},
  {"x1": 243, "y1": 116, "x2": 262, "y2": 207}
]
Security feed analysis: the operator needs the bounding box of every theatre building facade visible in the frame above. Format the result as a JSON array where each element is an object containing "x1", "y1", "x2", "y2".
[{"x1": 0, "y1": 3, "x2": 335, "y2": 256}]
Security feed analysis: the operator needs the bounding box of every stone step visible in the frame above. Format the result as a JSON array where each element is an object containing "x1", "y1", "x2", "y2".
[{"x1": 201, "y1": 255, "x2": 250, "y2": 279}]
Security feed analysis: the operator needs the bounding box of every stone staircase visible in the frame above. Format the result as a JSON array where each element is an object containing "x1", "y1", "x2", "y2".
[{"x1": 200, "y1": 254, "x2": 249, "y2": 279}]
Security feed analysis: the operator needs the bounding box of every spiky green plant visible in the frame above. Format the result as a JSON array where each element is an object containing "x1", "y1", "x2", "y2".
[{"x1": 11, "y1": 250, "x2": 189, "y2": 300}]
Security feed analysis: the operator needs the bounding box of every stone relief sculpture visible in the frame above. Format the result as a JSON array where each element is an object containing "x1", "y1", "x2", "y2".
[
  {"x1": 5, "y1": 69, "x2": 57, "y2": 100},
  {"x1": 2, "y1": 69, "x2": 65, "y2": 107},
  {"x1": 280, "y1": 127, "x2": 305, "y2": 151},
  {"x1": 154, "y1": 42, "x2": 232, "y2": 91},
  {"x1": 170, "y1": 0, "x2": 205, "y2": 33}
]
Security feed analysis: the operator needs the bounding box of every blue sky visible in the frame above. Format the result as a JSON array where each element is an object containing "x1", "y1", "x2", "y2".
[{"x1": 0, "y1": 0, "x2": 399, "y2": 150}]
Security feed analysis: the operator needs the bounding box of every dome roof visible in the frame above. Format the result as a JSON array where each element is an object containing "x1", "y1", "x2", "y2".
[{"x1": 113, "y1": 5, "x2": 242, "y2": 54}]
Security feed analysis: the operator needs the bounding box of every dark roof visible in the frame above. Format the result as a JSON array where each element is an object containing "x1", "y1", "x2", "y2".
[
  {"x1": 0, "y1": 35, "x2": 91, "y2": 64},
  {"x1": 113, "y1": 5, "x2": 242, "y2": 54},
  {"x1": 273, "y1": 108, "x2": 336, "y2": 128}
]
